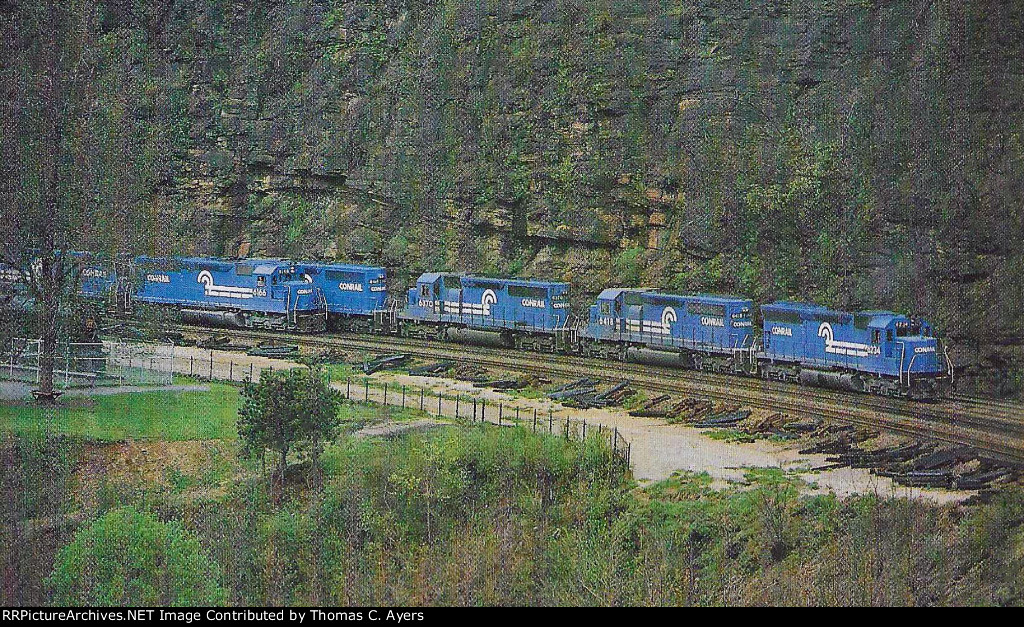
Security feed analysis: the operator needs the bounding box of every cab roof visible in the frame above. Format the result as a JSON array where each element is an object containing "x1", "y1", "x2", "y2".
[
  {"x1": 416, "y1": 273, "x2": 568, "y2": 288},
  {"x1": 597, "y1": 288, "x2": 750, "y2": 305}
]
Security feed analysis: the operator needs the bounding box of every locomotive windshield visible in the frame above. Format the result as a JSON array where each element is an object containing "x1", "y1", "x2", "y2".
[{"x1": 895, "y1": 319, "x2": 922, "y2": 337}]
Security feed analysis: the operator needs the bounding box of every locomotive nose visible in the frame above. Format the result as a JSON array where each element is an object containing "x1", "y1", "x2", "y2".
[{"x1": 906, "y1": 338, "x2": 942, "y2": 373}]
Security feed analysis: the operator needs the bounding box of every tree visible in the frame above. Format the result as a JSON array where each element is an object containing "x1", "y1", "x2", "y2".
[
  {"x1": 0, "y1": 3, "x2": 148, "y2": 399},
  {"x1": 237, "y1": 367, "x2": 343, "y2": 484},
  {"x1": 46, "y1": 507, "x2": 227, "y2": 606}
]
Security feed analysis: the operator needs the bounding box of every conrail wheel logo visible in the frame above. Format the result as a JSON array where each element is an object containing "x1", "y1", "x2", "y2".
[
  {"x1": 198, "y1": 270, "x2": 255, "y2": 299},
  {"x1": 624, "y1": 306, "x2": 676, "y2": 335},
  {"x1": 444, "y1": 288, "x2": 497, "y2": 316},
  {"x1": 482, "y1": 289, "x2": 497, "y2": 313},
  {"x1": 662, "y1": 306, "x2": 677, "y2": 330},
  {"x1": 818, "y1": 322, "x2": 880, "y2": 357}
]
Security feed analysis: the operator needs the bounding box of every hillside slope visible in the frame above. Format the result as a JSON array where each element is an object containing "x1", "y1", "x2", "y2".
[{"x1": 3, "y1": 0, "x2": 1023, "y2": 393}]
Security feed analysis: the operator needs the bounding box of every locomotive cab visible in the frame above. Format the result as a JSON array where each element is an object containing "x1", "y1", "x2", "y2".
[{"x1": 759, "y1": 303, "x2": 952, "y2": 399}]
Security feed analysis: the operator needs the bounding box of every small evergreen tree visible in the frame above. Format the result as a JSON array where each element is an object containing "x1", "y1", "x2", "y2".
[
  {"x1": 237, "y1": 367, "x2": 343, "y2": 483},
  {"x1": 46, "y1": 507, "x2": 226, "y2": 606}
]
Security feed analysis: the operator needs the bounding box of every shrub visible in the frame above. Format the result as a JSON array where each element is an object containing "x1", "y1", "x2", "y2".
[{"x1": 47, "y1": 507, "x2": 226, "y2": 606}]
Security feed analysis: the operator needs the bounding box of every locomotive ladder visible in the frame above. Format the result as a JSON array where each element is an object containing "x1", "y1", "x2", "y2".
[
  {"x1": 555, "y1": 313, "x2": 583, "y2": 351},
  {"x1": 374, "y1": 298, "x2": 399, "y2": 330}
]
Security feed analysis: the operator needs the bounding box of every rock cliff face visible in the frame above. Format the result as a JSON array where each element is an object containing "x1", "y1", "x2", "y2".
[{"x1": 4, "y1": 1, "x2": 1024, "y2": 393}]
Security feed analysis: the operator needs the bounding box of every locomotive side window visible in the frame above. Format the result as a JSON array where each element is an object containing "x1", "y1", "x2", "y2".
[
  {"x1": 257, "y1": 276, "x2": 266, "y2": 287},
  {"x1": 420, "y1": 284, "x2": 430, "y2": 298},
  {"x1": 509, "y1": 285, "x2": 547, "y2": 299},
  {"x1": 764, "y1": 310, "x2": 802, "y2": 324},
  {"x1": 687, "y1": 302, "x2": 726, "y2": 317},
  {"x1": 872, "y1": 330, "x2": 881, "y2": 344},
  {"x1": 599, "y1": 302, "x2": 611, "y2": 315},
  {"x1": 887, "y1": 330, "x2": 893, "y2": 342}
]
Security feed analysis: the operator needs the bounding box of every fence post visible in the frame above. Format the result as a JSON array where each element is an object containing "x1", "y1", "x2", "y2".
[
  {"x1": 456, "y1": 395, "x2": 460, "y2": 419},
  {"x1": 420, "y1": 388, "x2": 424, "y2": 412},
  {"x1": 613, "y1": 428, "x2": 618, "y2": 453},
  {"x1": 209, "y1": 351, "x2": 214, "y2": 380},
  {"x1": 565, "y1": 417, "x2": 569, "y2": 440},
  {"x1": 437, "y1": 390, "x2": 442, "y2": 417},
  {"x1": 250, "y1": 363, "x2": 254, "y2": 382},
  {"x1": 347, "y1": 377, "x2": 351, "y2": 398},
  {"x1": 473, "y1": 399, "x2": 477, "y2": 422},
  {"x1": 402, "y1": 385, "x2": 406, "y2": 408},
  {"x1": 365, "y1": 379, "x2": 369, "y2": 402},
  {"x1": 549, "y1": 409, "x2": 553, "y2": 434},
  {"x1": 190, "y1": 355, "x2": 194, "y2": 378},
  {"x1": 383, "y1": 383, "x2": 388, "y2": 406},
  {"x1": 533, "y1": 409, "x2": 537, "y2": 432},
  {"x1": 229, "y1": 361, "x2": 233, "y2": 381},
  {"x1": 482, "y1": 400, "x2": 486, "y2": 423},
  {"x1": 582, "y1": 420, "x2": 586, "y2": 441},
  {"x1": 499, "y1": 403, "x2": 503, "y2": 426}
]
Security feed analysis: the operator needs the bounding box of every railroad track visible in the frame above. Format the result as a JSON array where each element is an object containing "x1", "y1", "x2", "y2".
[{"x1": 151, "y1": 323, "x2": 1024, "y2": 466}]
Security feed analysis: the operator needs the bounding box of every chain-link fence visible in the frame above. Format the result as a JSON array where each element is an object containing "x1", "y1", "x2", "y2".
[{"x1": 1, "y1": 338, "x2": 175, "y2": 388}]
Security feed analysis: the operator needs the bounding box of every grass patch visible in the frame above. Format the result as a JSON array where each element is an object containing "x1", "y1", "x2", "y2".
[
  {"x1": 704, "y1": 428, "x2": 757, "y2": 443},
  {"x1": 0, "y1": 384, "x2": 241, "y2": 441}
]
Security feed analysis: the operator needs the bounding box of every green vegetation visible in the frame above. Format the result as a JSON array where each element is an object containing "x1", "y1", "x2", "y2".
[
  {"x1": 47, "y1": 507, "x2": 227, "y2": 606},
  {"x1": 0, "y1": 384, "x2": 241, "y2": 441},
  {"x1": 1, "y1": 398, "x2": 1024, "y2": 605},
  {"x1": 704, "y1": 428, "x2": 757, "y2": 443},
  {"x1": 238, "y1": 367, "x2": 343, "y2": 481}
]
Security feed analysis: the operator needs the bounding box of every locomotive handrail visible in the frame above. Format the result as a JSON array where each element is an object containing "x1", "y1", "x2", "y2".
[
  {"x1": 943, "y1": 343, "x2": 954, "y2": 385},
  {"x1": 896, "y1": 341, "x2": 906, "y2": 386},
  {"x1": 907, "y1": 353, "x2": 919, "y2": 390}
]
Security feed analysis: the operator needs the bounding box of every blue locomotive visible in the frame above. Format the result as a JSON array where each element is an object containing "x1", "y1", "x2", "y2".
[
  {"x1": 401, "y1": 273, "x2": 572, "y2": 350},
  {"x1": 1, "y1": 249, "x2": 957, "y2": 400},
  {"x1": 132, "y1": 257, "x2": 328, "y2": 332},
  {"x1": 293, "y1": 262, "x2": 389, "y2": 331},
  {"x1": 581, "y1": 289, "x2": 756, "y2": 372},
  {"x1": 759, "y1": 302, "x2": 952, "y2": 398},
  {"x1": 0, "y1": 253, "x2": 118, "y2": 301}
]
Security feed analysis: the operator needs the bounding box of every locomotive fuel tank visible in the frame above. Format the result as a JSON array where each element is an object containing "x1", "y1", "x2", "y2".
[
  {"x1": 798, "y1": 369, "x2": 865, "y2": 392},
  {"x1": 181, "y1": 309, "x2": 247, "y2": 329},
  {"x1": 445, "y1": 327, "x2": 512, "y2": 347},
  {"x1": 625, "y1": 347, "x2": 694, "y2": 369}
]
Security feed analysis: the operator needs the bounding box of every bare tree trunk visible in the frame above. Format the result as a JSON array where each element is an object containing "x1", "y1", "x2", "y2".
[
  {"x1": 34, "y1": 5, "x2": 63, "y2": 402},
  {"x1": 36, "y1": 291, "x2": 57, "y2": 399}
]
